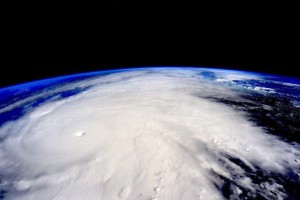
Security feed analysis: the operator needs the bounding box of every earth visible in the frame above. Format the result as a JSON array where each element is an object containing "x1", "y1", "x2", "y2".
[{"x1": 0, "y1": 67, "x2": 299, "y2": 200}]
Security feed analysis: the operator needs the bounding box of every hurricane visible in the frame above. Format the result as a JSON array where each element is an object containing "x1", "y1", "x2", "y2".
[{"x1": 0, "y1": 68, "x2": 299, "y2": 200}]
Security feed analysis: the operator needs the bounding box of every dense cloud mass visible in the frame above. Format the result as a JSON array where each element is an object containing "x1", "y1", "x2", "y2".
[{"x1": 0, "y1": 68, "x2": 299, "y2": 200}]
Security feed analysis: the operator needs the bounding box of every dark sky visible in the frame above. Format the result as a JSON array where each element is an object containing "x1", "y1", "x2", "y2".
[{"x1": 2, "y1": 2, "x2": 299, "y2": 88}]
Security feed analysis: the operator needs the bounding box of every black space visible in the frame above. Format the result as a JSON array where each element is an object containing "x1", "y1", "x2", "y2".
[{"x1": 2, "y1": 1, "x2": 299, "y2": 88}]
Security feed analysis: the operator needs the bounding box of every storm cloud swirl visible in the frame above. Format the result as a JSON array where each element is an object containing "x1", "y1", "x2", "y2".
[{"x1": 0, "y1": 68, "x2": 299, "y2": 200}]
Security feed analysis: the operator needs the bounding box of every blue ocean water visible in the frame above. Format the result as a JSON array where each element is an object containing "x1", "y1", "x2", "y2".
[{"x1": 0, "y1": 69, "x2": 128, "y2": 127}]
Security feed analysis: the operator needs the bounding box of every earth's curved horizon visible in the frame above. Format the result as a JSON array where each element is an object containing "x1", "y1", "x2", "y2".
[
  {"x1": 2, "y1": 67, "x2": 300, "y2": 90},
  {"x1": 0, "y1": 67, "x2": 299, "y2": 200}
]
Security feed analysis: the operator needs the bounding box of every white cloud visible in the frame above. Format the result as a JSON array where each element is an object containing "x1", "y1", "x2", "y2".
[{"x1": 0, "y1": 68, "x2": 299, "y2": 199}]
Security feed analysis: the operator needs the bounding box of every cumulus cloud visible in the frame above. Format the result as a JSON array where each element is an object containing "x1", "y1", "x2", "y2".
[{"x1": 0, "y1": 68, "x2": 299, "y2": 199}]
